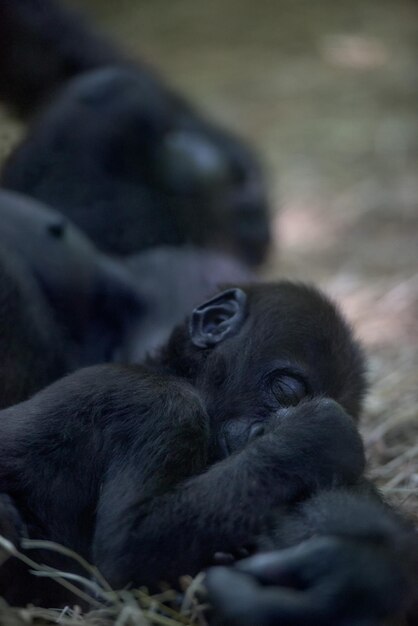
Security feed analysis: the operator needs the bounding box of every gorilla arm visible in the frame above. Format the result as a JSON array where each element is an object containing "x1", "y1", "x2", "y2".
[{"x1": 92, "y1": 398, "x2": 365, "y2": 588}]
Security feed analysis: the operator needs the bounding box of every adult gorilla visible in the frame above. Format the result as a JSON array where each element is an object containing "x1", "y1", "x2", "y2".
[{"x1": 0, "y1": 0, "x2": 270, "y2": 266}]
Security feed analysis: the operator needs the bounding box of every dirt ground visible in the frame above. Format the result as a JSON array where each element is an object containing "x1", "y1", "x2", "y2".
[{"x1": 0, "y1": 0, "x2": 417, "y2": 525}]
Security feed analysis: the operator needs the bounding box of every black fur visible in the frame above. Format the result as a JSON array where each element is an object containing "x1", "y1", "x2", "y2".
[
  {"x1": 0, "y1": 189, "x2": 146, "y2": 405},
  {"x1": 0, "y1": 190, "x2": 254, "y2": 404},
  {"x1": 207, "y1": 486, "x2": 418, "y2": 625},
  {"x1": 0, "y1": 281, "x2": 416, "y2": 621},
  {"x1": 0, "y1": 1, "x2": 270, "y2": 265},
  {"x1": 0, "y1": 283, "x2": 362, "y2": 588},
  {"x1": 124, "y1": 246, "x2": 253, "y2": 361},
  {"x1": 0, "y1": 0, "x2": 132, "y2": 116},
  {"x1": 0, "y1": 241, "x2": 68, "y2": 408},
  {"x1": 0, "y1": 188, "x2": 256, "y2": 408}
]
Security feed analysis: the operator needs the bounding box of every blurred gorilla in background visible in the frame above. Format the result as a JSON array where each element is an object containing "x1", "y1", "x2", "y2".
[
  {"x1": 123, "y1": 246, "x2": 252, "y2": 361},
  {"x1": 0, "y1": 188, "x2": 144, "y2": 407},
  {"x1": 0, "y1": 0, "x2": 264, "y2": 390},
  {"x1": 0, "y1": 281, "x2": 416, "y2": 625},
  {"x1": 0, "y1": 0, "x2": 271, "y2": 266},
  {"x1": 0, "y1": 189, "x2": 251, "y2": 406}
]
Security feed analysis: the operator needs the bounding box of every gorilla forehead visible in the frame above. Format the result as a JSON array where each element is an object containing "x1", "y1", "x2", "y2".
[
  {"x1": 203, "y1": 281, "x2": 366, "y2": 416},
  {"x1": 222, "y1": 281, "x2": 350, "y2": 359}
]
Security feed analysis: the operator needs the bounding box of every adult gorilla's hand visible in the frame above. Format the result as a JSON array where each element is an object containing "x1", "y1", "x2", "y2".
[{"x1": 206, "y1": 536, "x2": 405, "y2": 625}]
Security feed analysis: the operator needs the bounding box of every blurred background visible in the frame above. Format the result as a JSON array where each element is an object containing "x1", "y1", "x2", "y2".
[{"x1": 0, "y1": 0, "x2": 417, "y2": 516}]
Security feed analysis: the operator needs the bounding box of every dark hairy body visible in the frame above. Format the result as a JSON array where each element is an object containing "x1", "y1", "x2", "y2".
[
  {"x1": 0, "y1": 281, "x2": 416, "y2": 624},
  {"x1": 0, "y1": 0, "x2": 270, "y2": 265},
  {"x1": 0, "y1": 188, "x2": 252, "y2": 405},
  {"x1": 0, "y1": 244, "x2": 66, "y2": 408},
  {"x1": 0, "y1": 188, "x2": 145, "y2": 407},
  {"x1": 207, "y1": 487, "x2": 418, "y2": 625}
]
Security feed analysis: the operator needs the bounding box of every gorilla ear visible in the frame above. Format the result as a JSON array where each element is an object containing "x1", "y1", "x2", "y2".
[{"x1": 190, "y1": 288, "x2": 247, "y2": 348}]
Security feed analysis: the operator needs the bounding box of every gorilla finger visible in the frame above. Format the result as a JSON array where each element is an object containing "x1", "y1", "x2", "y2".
[{"x1": 235, "y1": 540, "x2": 329, "y2": 586}]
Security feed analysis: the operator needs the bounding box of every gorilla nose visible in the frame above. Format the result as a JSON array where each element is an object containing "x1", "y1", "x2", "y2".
[{"x1": 249, "y1": 423, "x2": 265, "y2": 442}]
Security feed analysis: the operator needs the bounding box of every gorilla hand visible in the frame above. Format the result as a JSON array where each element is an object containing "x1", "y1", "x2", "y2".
[
  {"x1": 206, "y1": 536, "x2": 407, "y2": 626},
  {"x1": 263, "y1": 398, "x2": 366, "y2": 493}
]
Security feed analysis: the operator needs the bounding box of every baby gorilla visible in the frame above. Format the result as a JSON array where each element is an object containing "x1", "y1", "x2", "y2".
[{"x1": 0, "y1": 282, "x2": 416, "y2": 621}]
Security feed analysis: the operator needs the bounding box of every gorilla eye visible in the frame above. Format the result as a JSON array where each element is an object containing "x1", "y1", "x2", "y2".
[{"x1": 269, "y1": 371, "x2": 308, "y2": 406}]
